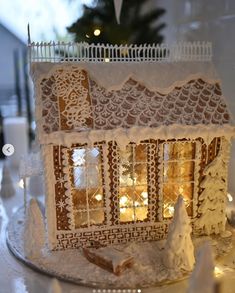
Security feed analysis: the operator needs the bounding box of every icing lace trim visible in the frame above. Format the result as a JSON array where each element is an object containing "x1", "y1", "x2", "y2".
[
  {"x1": 90, "y1": 78, "x2": 230, "y2": 130},
  {"x1": 38, "y1": 67, "x2": 92, "y2": 134}
]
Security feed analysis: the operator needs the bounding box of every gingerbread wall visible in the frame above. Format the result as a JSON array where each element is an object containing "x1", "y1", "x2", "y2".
[{"x1": 46, "y1": 136, "x2": 225, "y2": 250}]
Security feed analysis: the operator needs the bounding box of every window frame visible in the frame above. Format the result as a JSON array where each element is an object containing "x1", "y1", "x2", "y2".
[
  {"x1": 109, "y1": 140, "x2": 159, "y2": 225},
  {"x1": 69, "y1": 143, "x2": 107, "y2": 229},
  {"x1": 158, "y1": 139, "x2": 201, "y2": 221}
]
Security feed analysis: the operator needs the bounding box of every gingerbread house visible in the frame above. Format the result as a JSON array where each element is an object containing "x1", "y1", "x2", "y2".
[{"x1": 30, "y1": 42, "x2": 234, "y2": 250}]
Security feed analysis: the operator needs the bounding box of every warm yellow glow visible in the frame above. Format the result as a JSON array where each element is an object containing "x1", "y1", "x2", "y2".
[
  {"x1": 95, "y1": 194, "x2": 102, "y2": 201},
  {"x1": 214, "y1": 266, "x2": 224, "y2": 277},
  {"x1": 143, "y1": 199, "x2": 148, "y2": 205},
  {"x1": 179, "y1": 186, "x2": 184, "y2": 194},
  {"x1": 168, "y1": 206, "x2": 174, "y2": 215},
  {"x1": 120, "y1": 195, "x2": 128, "y2": 206},
  {"x1": 227, "y1": 193, "x2": 233, "y2": 202},
  {"x1": 94, "y1": 29, "x2": 101, "y2": 36},
  {"x1": 120, "y1": 207, "x2": 126, "y2": 214},
  {"x1": 104, "y1": 58, "x2": 110, "y2": 62},
  {"x1": 134, "y1": 201, "x2": 140, "y2": 207},
  {"x1": 18, "y1": 179, "x2": 24, "y2": 189},
  {"x1": 164, "y1": 203, "x2": 175, "y2": 217},
  {"x1": 141, "y1": 191, "x2": 148, "y2": 199}
]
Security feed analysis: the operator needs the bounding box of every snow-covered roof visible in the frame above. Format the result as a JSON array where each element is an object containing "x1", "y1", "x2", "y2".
[{"x1": 30, "y1": 42, "x2": 234, "y2": 143}]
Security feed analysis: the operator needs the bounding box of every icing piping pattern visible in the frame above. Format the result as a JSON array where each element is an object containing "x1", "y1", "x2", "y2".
[
  {"x1": 36, "y1": 66, "x2": 231, "y2": 136},
  {"x1": 90, "y1": 78, "x2": 230, "y2": 130}
]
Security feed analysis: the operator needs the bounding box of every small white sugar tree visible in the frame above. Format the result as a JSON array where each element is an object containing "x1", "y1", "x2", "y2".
[
  {"x1": 49, "y1": 278, "x2": 62, "y2": 293},
  {"x1": 163, "y1": 196, "x2": 195, "y2": 272},
  {"x1": 188, "y1": 242, "x2": 215, "y2": 293},
  {"x1": 24, "y1": 198, "x2": 45, "y2": 259},
  {"x1": 195, "y1": 146, "x2": 227, "y2": 235},
  {"x1": 0, "y1": 163, "x2": 15, "y2": 197}
]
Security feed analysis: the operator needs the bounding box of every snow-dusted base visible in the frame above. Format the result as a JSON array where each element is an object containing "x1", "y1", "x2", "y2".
[{"x1": 6, "y1": 206, "x2": 234, "y2": 289}]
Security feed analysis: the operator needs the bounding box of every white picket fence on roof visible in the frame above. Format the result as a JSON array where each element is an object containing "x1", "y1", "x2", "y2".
[{"x1": 28, "y1": 41, "x2": 212, "y2": 63}]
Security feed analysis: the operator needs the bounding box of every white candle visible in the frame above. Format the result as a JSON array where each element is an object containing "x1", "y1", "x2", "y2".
[{"x1": 3, "y1": 117, "x2": 28, "y2": 167}]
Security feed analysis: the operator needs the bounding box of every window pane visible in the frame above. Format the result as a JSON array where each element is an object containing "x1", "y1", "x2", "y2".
[
  {"x1": 119, "y1": 186, "x2": 148, "y2": 222},
  {"x1": 163, "y1": 183, "x2": 193, "y2": 218},
  {"x1": 74, "y1": 211, "x2": 88, "y2": 228},
  {"x1": 86, "y1": 147, "x2": 101, "y2": 164},
  {"x1": 73, "y1": 166, "x2": 86, "y2": 188},
  {"x1": 163, "y1": 161, "x2": 195, "y2": 182},
  {"x1": 87, "y1": 165, "x2": 103, "y2": 188},
  {"x1": 72, "y1": 149, "x2": 85, "y2": 166},
  {"x1": 71, "y1": 146, "x2": 105, "y2": 228},
  {"x1": 89, "y1": 209, "x2": 105, "y2": 225},
  {"x1": 136, "y1": 206, "x2": 148, "y2": 221},
  {"x1": 135, "y1": 144, "x2": 148, "y2": 162},
  {"x1": 120, "y1": 207, "x2": 134, "y2": 222},
  {"x1": 163, "y1": 142, "x2": 195, "y2": 161},
  {"x1": 119, "y1": 143, "x2": 149, "y2": 223},
  {"x1": 134, "y1": 163, "x2": 147, "y2": 185},
  {"x1": 88, "y1": 187, "x2": 104, "y2": 208},
  {"x1": 72, "y1": 189, "x2": 86, "y2": 209}
]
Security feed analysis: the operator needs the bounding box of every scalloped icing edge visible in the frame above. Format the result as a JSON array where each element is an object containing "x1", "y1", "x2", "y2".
[
  {"x1": 38, "y1": 124, "x2": 235, "y2": 151},
  {"x1": 31, "y1": 62, "x2": 220, "y2": 93}
]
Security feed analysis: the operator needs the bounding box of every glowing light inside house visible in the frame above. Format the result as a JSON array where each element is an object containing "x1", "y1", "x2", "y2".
[
  {"x1": 141, "y1": 191, "x2": 148, "y2": 199},
  {"x1": 120, "y1": 207, "x2": 126, "y2": 214},
  {"x1": 134, "y1": 201, "x2": 140, "y2": 207},
  {"x1": 104, "y1": 58, "x2": 110, "y2": 62},
  {"x1": 95, "y1": 194, "x2": 102, "y2": 201},
  {"x1": 120, "y1": 195, "x2": 128, "y2": 206},
  {"x1": 143, "y1": 199, "x2": 148, "y2": 205},
  {"x1": 227, "y1": 193, "x2": 233, "y2": 202},
  {"x1": 168, "y1": 206, "x2": 174, "y2": 215},
  {"x1": 214, "y1": 266, "x2": 224, "y2": 277},
  {"x1": 179, "y1": 186, "x2": 184, "y2": 194},
  {"x1": 94, "y1": 29, "x2": 101, "y2": 36},
  {"x1": 164, "y1": 203, "x2": 175, "y2": 217}
]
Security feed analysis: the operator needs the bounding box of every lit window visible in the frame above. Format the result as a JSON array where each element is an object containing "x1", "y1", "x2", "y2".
[
  {"x1": 162, "y1": 141, "x2": 196, "y2": 218},
  {"x1": 71, "y1": 145, "x2": 105, "y2": 228},
  {"x1": 119, "y1": 143, "x2": 149, "y2": 222}
]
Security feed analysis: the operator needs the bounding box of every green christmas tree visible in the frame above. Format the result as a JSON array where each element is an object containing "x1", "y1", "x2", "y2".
[{"x1": 67, "y1": 0, "x2": 166, "y2": 45}]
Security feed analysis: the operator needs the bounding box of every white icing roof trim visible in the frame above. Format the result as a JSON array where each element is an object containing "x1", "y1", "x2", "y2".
[
  {"x1": 38, "y1": 124, "x2": 235, "y2": 149},
  {"x1": 31, "y1": 61, "x2": 218, "y2": 92}
]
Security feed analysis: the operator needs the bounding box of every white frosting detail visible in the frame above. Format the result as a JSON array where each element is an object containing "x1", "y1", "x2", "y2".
[
  {"x1": 102, "y1": 144, "x2": 112, "y2": 226},
  {"x1": 42, "y1": 145, "x2": 57, "y2": 250},
  {"x1": 88, "y1": 247, "x2": 132, "y2": 273},
  {"x1": 31, "y1": 61, "x2": 218, "y2": 92},
  {"x1": 62, "y1": 148, "x2": 75, "y2": 230},
  {"x1": 24, "y1": 198, "x2": 45, "y2": 259},
  {"x1": 195, "y1": 138, "x2": 230, "y2": 235},
  {"x1": 38, "y1": 124, "x2": 235, "y2": 150},
  {"x1": 163, "y1": 196, "x2": 195, "y2": 272},
  {"x1": 188, "y1": 242, "x2": 215, "y2": 293}
]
